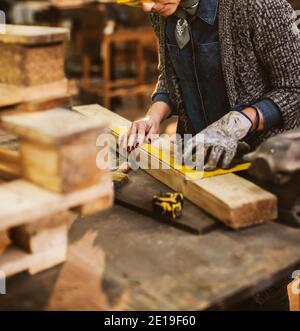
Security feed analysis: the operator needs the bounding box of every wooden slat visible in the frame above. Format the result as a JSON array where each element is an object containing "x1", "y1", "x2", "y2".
[
  {"x1": 0, "y1": 85, "x2": 24, "y2": 108},
  {"x1": 0, "y1": 80, "x2": 69, "y2": 108},
  {"x1": 0, "y1": 176, "x2": 113, "y2": 232},
  {"x1": 288, "y1": 276, "x2": 300, "y2": 311},
  {"x1": 0, "y1": 244, "x2": 67, "y2": 277},
  {"x1": 1, "y1": 107, "x2": 107, "y2": 146},
  {"x1": 9, "y1": 210, "x2": 76, "y2": 253},
  {"x1": 0, "y1": 24, "x2": 69, "y2": 45},
  {"x1": 73, "y1": 104, "x2": 277, "y2": 229},
  {"x1": 0, "y1": 147, "x2": 20, "y2": 179}
]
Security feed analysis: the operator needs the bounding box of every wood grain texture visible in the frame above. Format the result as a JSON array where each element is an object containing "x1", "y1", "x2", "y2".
[
  {"x1": 1, "y1": 108, "x2": 110, "y2": 193},
  {"x1": 0, "y1": 147, "x2": 20, "y2": 179},
  {"x1": 1, "y1": 108, "x2": 107, "y2": 145},
  {"x1": 9, "y1": 211, "x2": 75, "y2": 253},
  {"x1": 1, "y1": 199, "x2": 299, "y2": 310},
  {"x1": 73, "y1": 104, "x2": 278, "y2": 229},
  {"x1": 0, "y1": 80, "x2": 68, "y2": 107},
  {"x1": 0, "y1": 176, "x2": 113, "y2": 232},
  {"x1": 288, "y1": 277, "x2": 300, "y2": 311},
  {"x1": 19, "y1": 135, "x2": 108, "y2": 193},
  {"x1": 0, "y1": 244, "x2": 67, "y2": 277},
  {"x1": 0, "y1": 43, "x2": 65, "y2": 87},
  {"x1": 0, "y1": 85, "x2": 24, "y2": 108},
  {"x1": 0, "y1": 24, "x2": 69, "y2": 45}
]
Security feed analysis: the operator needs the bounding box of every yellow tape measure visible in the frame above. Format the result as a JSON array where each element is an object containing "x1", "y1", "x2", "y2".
[
  {"x1": 117, "y1": 0, "x2": 153, "y2": 7},
  {"x1": 111, "y1": 127, "x2": 251, "y2": 180}
]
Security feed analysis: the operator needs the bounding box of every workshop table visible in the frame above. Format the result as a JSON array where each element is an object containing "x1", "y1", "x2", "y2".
[{"x1": 0, "y1": 169, "x2": 300, "y2": 310}]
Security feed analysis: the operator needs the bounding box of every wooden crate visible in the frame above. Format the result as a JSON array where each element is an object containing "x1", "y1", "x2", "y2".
[{"x1": 0, "y1": 177, "x2": 113, "y2": 277}]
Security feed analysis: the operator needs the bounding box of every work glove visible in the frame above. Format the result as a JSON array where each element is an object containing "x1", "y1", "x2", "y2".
[{"x1": 183, "y1": 111, "x2": 253, "y2": 171}]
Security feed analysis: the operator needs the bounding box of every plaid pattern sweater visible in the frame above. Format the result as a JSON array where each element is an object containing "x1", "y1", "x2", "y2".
[{"x1": 150, "y1": 0, "x2": 300, "y2": 147}]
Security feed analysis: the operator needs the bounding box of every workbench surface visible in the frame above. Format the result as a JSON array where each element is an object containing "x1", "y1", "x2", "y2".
[{"x1": 1, "y1": 170, "x2": 300, "y2": 310}]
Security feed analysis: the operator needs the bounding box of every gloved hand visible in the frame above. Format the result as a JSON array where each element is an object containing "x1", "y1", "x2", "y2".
[{"x1": 183, "y1": 111, "x2": 253, "y2": 171}]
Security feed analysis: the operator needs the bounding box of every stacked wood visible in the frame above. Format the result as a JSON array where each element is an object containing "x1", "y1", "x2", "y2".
[
  {"x1": 0, "y1": 107, "x2": 113, "y2": 277},
  {"x1": 0, "y1": 24, "x2": 75, "y2": 112}
]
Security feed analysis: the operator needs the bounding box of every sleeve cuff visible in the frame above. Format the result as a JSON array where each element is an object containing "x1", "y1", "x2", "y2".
[
  {"x1": 152, "y1": 93, "x2": 177, "y2": 116},
  {"x1": 252, "y1": 99, "x2": 283, "y2": 130}
]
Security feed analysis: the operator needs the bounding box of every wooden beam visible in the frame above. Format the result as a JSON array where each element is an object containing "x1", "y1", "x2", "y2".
[
  {"x1": 288, "y1": 276, "x2": 300, "y2": 311},
  {"x1": 9, "y1": 210, "x2": 75, "y2": 254},
  {"x1": 0, "y1": 24, "x2": 69, "y2": 45},
  {"x1": 0, "y1": 244, "x2": 67, "y2": 277},
  {"x1": 0, "y1": 176, "x2": 113, "y2": 232},
  {"x1": 1, "y1": 108, "x2": 110, "y2": 193},
  {"x1": 73, "y1": 104, "x2": 278, "y2": 229},
  {"x1": 0, "y1": 147, "x2": 20, "y2": 179}
]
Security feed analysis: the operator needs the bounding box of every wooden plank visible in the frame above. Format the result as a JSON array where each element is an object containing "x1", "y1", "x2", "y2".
[
  {"x1": 9, "y1": 211, "x2": 76, "y2": 253},
  {"x1": 0, "y1": 24, "x2": 69, "y2": 45},
  {"x1": 0, "y1": 147, "x2": 20, "y2": 179},
  {"x1": 1, "y1": 108, "x2": 110, "y2": 193},
  {"x1": 73, "y1": 104, "x2": 278, "y2": 229},
  {"x1": 0, "y1": 81, "x2": 68, "y2": 106},
  {"x1": 1, "y1": 107, "x2": 107, "y2": 145},
  {"x1": 0, "y1": 244, "x2": 67, "y2": 277},
  {"x1": 0, "y1": 85, "x2": 24, "y2": 108},
  {"x1": 115, "y1": 169, "x2": 218, "y2": 233},
  {"x1": 0, "y1": 231, "x2": 10, "y2": 253},
  {"x1": 288, "y1": 276, "x2": 300, "y2": 311},
  {"x1": 0, "y1": 176, "x2": 113, "y2": 232}
]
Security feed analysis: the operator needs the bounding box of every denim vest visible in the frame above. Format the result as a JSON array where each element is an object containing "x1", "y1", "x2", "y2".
[{"x1": 165, "y1": 0, "x2": 230, "y2": 133}]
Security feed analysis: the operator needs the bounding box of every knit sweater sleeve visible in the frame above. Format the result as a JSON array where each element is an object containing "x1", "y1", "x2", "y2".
[
  {"x1": 149, "y1": 13, "x2": 170, "y2": 98},
  {"x1": 250, "y1": 0, "x2": 300, "y2": 130}
]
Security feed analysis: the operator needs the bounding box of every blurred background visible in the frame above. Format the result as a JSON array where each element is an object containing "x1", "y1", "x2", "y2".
[{"x1": 0, "y1": 0, "x2": 299, "y2": 136}]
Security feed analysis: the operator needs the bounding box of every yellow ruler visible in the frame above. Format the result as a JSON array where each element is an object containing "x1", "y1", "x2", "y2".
[
  {"x1": 117, "y1": 0, "x2": 152, "y2": 7},
  {"x1": 111, "y1": 127, "x2": 251, "y2": 180}
]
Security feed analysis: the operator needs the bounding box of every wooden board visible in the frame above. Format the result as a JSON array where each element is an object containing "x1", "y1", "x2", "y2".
[
  {"x1": 288, "y1": 276, "x2": 300, "y2": 311},
  {"x1": 0, "y1": 80, "x2": 69, "y2": 107},
  {"x1": 9, "y1": 210, "x2": 75, "y2": 254},
  {"x1": 0, "y1": 97, "x2": 71, "y2": 116},
  {"x1": 0, "y1": 24, "x2": 69, "y2": 45},
  {"x1": 0, "y1": 244, "x2": 67, "y2": 278},
  {"x1": 1, "y1": 108, "x2": 111, "y2": 192},
  {"x1": 0, "y1": 85, "x2": 24, "y2": 108},
  {"x1": 0, "y1": 176, "x2": 113, "y2": 232},
  {"x1": 1, "y1": 107, "x2": 107, "y2": 146},
  {"x1": 0, "y1": 147, "x2": 20, "y2": 179},
  {"x1": 73, "y1": 104, "x2": 277, "y2": 229}
]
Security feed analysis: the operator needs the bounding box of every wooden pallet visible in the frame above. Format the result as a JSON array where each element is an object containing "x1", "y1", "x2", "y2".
[
  {"x1": 0, "y1": 107, "x2": 114, "y2": 277},
  {"x1": 0, "y1": 25, "x2": 68, "y2": 86},
  {"x1": 0, "y1": 24, "x2": 76, "y2": 112}
]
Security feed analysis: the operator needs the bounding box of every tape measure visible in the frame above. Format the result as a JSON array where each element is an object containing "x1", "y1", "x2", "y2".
[{"x1": 152, "y1": 192, "x2": 184, "y2": 221}]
